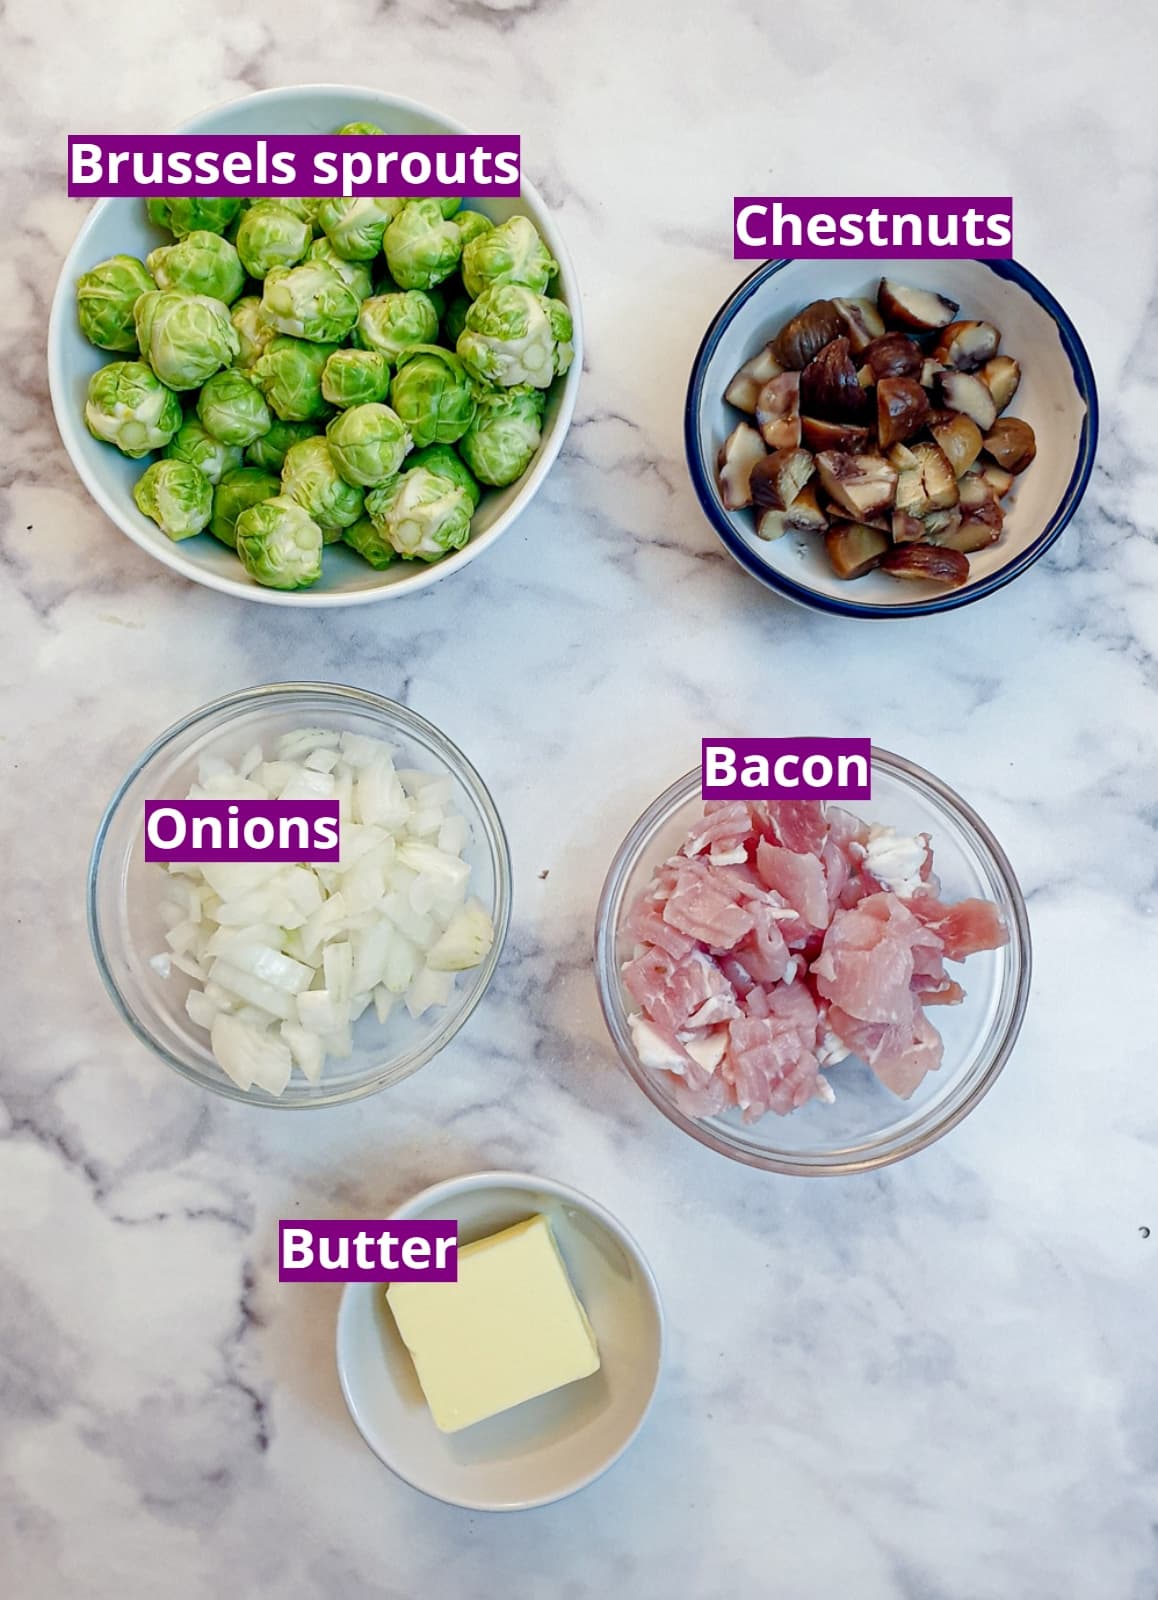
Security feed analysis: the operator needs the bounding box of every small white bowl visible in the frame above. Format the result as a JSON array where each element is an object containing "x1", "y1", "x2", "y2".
[
  {"x1": 336, "y1": 1172, "x2": 664, "y2": 1511},
  {"x1": 686, "y1": 258, "x2": 1097, "y2": 617},
  {"x1": 47, "y1": 84, "x2": 582, "y2": 606}
]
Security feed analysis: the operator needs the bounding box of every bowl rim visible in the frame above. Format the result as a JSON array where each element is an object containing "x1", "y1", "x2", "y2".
[
  {"x1": 684, "y1": 256, "x2": 1099, "y2": 618},
  {"x1": 594, "y1": 750, "x2": 1033, "y2": 1174},
  {"x1": 47, "y1": 82, "x2": 583, "y2": 608},
  {"x1": 86, "y1": 681, "x2": 512, "y2": 1107},
  {"x1": 335, "y1": 1169, "x2": 666, "y2": 1511}
]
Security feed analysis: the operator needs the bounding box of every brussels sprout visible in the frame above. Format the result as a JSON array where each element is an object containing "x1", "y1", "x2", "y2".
[
  {"x1": 251, "y1": 336, "x2": 338, "y2": 421},
  {"x1": 316, "y1": 196, "x2": 403, "y2": 262},
  {"x1": 147, "y1": 197, "x2": 242, "y2": 239},
  {"x1": 146, "y1": 230, "x2": 246, "y2": 304},
  {"x1": 321, "y1": 348, "x2": 392, "y2": 408},
  {"x1": 235, "y1": 494, "x2": 324, "y2": 589},
  {"x1": 196, "y1": 367, "x2": 272, "y2": 447},
  {"x1": 456, "y1": 285, "x2": 573, "y2": 388},
  {"x1": 280, "y1": 436, "x2": 364, "y2": 529},
  {"x1": 209, "y1": 466, "x2": 281, "y2": 548},
  {"x1": 326, "y1": 403, "x2": 412, "y2": 487},
  {"x1": 76, "y1": 255, "x2": 154, "y2": 352},
  {"x1": 134, "y1": 289, "x2": 240, "y2": 391},
  {"x1": 231, "y1": 295, "x2": 276, "y2": 373},
  {"x1": 355, "y1": 290, "x2": 439, "y2": 364},
  {"x1": 260, "y1": 261, "x2": 360, "y2": 343},
  {"x1": 461, "y1": 215, "x2": 558, "y2": 299},
  {"x1": 307, "y1": 237, "x2": 374, "y2": 300},
  {"x1": 342, "y1": 514, "x2": 396, "y2": 569},
  {"x1": 365, "y1": 466, "x2": 472, "y2": 562},
  {"x1": 236, "y1": 202, "x2": 312, "y2": 279},
  {"x1": 133, "y1": 458, "x2": 213, "y2": 540},
  {"x1": 269, "y1": 197, "x2": 318, "y2": 225},
  {"x1": 336, "y1": 121, "x2": 385, "y2": 136},
  {"x1": 458, "y1": 383, "x2": 545, "y2": 487},
  {"x1": 408, "y1": 443, "x2": 481, "y2": 508},
  {"x1": 84, "y1": 360, "x2": 182, "y2": 457},
  {"x1": 244, "y1": 418, "x2": 320, "y2": 472},
  {"x1": 432, "y1": 197, "x2": 463, "y2": 219},
  {"x1": 383, "y1": 198, "x2": 463, "y2": 291},
  {"x1": 164, "y1": 418, "x2": 243, "y2": 485},
  {"x1": 442, "y1": 293, "x2": 472, "y2": 348},
  {"x1": 454, "y1": 210, "x2": 494, "y2": 248},
  {"x1": 389, "y1": 345, "x2": 475, "y2": 447}
]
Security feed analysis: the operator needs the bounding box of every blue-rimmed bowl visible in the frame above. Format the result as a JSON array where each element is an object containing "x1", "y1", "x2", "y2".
[{"x1": 685, "y1": 259, "x2": 1097, "y2": 617}]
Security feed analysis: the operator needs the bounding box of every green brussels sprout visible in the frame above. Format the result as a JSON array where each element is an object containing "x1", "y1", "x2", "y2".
[
  {"x1": 280, "y1": 436, "x2": 364, "y2": 529},
  {"x1": 307, "y1": 237, "x2": 374, "y2": 300},
  {"x1": 83, "y1": 360, "x2": 182, "y2": 457},
  {"x1": 383, "y1": 198, "x2": 463, "y2": 291},
  {"x1": 133, "y1": 289, "x2": 240, "y2": 391},
  {"x1": 259, "y1": 261, "x2": 360, "y2": 343},
  {"x1": 316, "y1": 196, "x2": 403, "y2": 261},
  {"x1": 442, "y1": 293, "x2": 472, "y2": 347},
  {"x1": 244, "y1": 418, "x2": 320, "y2": 472},
  {"x1": 235, "y1": 494, "x2": 324, "y2": 589},
  {"x1": 365, "y1": 466, "x2": 472, "y2": 562},
  {"x1": 76, "y1": 254, "x2": 155, "y2": 352},
  {"x1": 427, "y1": 196, "x2": 463, "y2": 219},
  {"x1": 326, "y1": 402, "x2": 412, "y2": 487},
  {"x1": 389, "y1": 345, "x2": 475, "y2": 447},
  {"x1": 231, "y1": 295, "x2": 276, "y2": 373},
  {"x1": 335, "y1": 121, "x2": 385, "y2": 136},
  {"x1": 147, "y1": 197, "x2": 242, "y2": 239},
  {"x1": 461, "y1": 215, "x2": 558, "y2": 299},
  {"x1": 456, "y1": 285, "x2": 573, "y2": 388},
  {"x1": 251, "y1": 336, "x2": 338, "y2": 421},
  {"x1": 458, "y1": 383, "x2": 545, "y2": 487},
  {"x1": 321, "y1": 348, "x2": 392, "y2": 408},
  {"x1": 268, "y1": 197, "x2": 318, "y2": 225},
  {"x1": 454, "y1": 210, "x2": 494, "y2": 248},
  {"x1": 164, "y1": 418, "x2": 243, "y2": 484},
  {"x1": 209, "y1": 466, "x2": 281, "y2": 548},
  {"x1": 196, "y1": 367, "x2": 272, "y2": 447},
  {"x1": 355, "y1": 290, "x2": 439, "y2": 364},
  {"x1": 145, "y1": 230, "x2": 246, "y2": 304},
  {"x1": 342, "y1": 514, "x2": 396, "y2": 569},
  {"x1": 235, "y1": 202, "x2": 312, "y2": 279},
  {"x1": 132, "y1": 458, "x2": 213, "y2": 540},
  {"x1": 408, "y1": 443, "x2": 481, "y2": 508}
]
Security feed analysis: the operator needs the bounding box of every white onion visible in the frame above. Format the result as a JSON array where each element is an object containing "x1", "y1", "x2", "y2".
[{"x1": 152, "y1": 728, "x2": 496, "y2": 1096}]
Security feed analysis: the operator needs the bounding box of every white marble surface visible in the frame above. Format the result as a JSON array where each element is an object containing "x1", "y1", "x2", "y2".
[{"x1": 3, "y1": 1, "x2": 1158, "y2": 1594}]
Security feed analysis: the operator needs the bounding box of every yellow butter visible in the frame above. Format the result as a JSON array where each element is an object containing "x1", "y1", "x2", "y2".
[{"x1": 386, "y1": 1214, "x2": 600, "y2": 1433}]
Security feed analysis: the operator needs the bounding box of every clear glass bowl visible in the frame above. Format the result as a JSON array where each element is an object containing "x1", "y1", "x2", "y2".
[
  {"x1": 594, "y1": 751, "x2": 1031, "y2": 1174},
  {"x1": 88, "y1": 683, "x2": 511, "y2": 1108}
]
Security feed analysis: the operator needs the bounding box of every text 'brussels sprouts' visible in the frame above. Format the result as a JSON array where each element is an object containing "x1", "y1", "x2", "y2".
[
  {"x1": 326, "y1": 402, "x2": 413, "y2": 487},
  {"x1": 76, "y1": 254, "x2": 155, "y2": 352},
  {"x1": 235, "y1": 494, "x2": 324, "y2": 589},
  {"x1": 389, "y1": 345, "x2": 476, "y2": 447},
  {"x1": 456, "y1": 285, "x2": 573, "y2": 389},
  {"x1": 133, "y1": 458, "x2": 213, "y2": 541},
  {"x1": 365, "y1": 466, "x2": 473, "y2": 562},
  {"x1": 84, "y1": 360, "x2": 182, "y2": 457}
]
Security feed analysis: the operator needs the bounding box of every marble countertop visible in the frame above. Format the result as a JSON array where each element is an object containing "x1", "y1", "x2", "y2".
[{"x1": 4, "y1": 1, "x2": 1157, "y2": 1594}]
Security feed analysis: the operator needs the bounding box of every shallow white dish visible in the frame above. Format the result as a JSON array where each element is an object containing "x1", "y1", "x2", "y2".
[
  {"x1": 336, "y1": 1171, "x2": 664, "y2": 1511},
  {"x1": 47, "y1": 84, "x2": 582, "y2": 607},
  {"x1": 686, "y1": 258, "x2": 1097, "y2": 617}
]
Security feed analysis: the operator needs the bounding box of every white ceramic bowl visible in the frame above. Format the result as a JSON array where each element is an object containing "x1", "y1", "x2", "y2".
[
  {"x1": 686, "y1": 259, "x2": 1097, "y2": 617},
  {"x1": 336, "y1": 1172, "x2": 664, "y2": 1510},
  {"x1": 48, "y1": 85, "x2": 582, "y2": 606}
]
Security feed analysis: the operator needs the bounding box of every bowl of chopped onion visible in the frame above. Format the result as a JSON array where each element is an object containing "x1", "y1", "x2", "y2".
[{"x1": 87, "y1": 683, "x2": 511, "y2": 1105}]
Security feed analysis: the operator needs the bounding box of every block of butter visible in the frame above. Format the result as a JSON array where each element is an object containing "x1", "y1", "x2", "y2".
[{"x1": 386, "y1": 1214, "x2": 600, "y2": 1433}]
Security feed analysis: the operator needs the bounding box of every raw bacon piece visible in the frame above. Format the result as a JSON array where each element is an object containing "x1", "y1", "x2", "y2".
[
  {"x1": 625, "y1": 896, "x2": 696, "y2": 961},
  {"x1": 811, "y1": 893, "x2": 930, "y2": 1025},
  {"x1": 734, "y1": 901, "x2": 792, "y2": 985},
  {"x1": 683, "y1": 801, "x2": 752, "y2": 863},
  {"x1": 622, "y1": 948, "x2": 737, "y2": 1034},
  {"x1": 904, "y1": 896, "x2": 1008, "y2": 961},
  {"x1": 662, "y1": 863, "x2": 754, "y2": 950},
  {"x1": 750, "y1": 800, "x2": 829, "y2": 856},
  {"x1": 755, "y1": 840, "x2": 830, "y2": 929},
  {"x1": 724, "y1": 1014, "x2": 823, "y2": 1118}
]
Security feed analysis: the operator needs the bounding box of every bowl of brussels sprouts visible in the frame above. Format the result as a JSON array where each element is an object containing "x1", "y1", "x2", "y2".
[{"x1": 48, "y1": 85, "x2": 582, "y2": 604}]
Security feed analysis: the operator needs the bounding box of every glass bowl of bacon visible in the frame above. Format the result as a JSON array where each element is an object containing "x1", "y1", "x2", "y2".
[{"x1": 594, "y1": 749, "x2": 1031, "y2": 1175}]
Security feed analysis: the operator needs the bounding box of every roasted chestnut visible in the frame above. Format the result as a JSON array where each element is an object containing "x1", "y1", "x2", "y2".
[
  {"x1": 771, "y1": 299, "x2": 846, "y2": 370},
  {"x1": 876, "y1": 376, "x2": 930, "y2": 450},
  {"x1": 877, "y1": 279, "x2": 959, "y2": 333},
  {"x1": 800, "y1": 337, "x2": 866, "y2": 422}
]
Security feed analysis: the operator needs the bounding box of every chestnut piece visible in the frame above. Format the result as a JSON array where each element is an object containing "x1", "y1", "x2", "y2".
[
  {"x1": 725, "y1": 343, "x2": 784, "y2": 413},
  {"x1": 877, "y1": 279, "x2": 959, "y2": 333},
  {"x1": 801, "y1": 416, "x2": 871, "y2": 453},
  {"x1": 771, "y1": 300, "x2": 846, "y2": 370},
  {"x1": 816, "y1": 451, "x2": 898, "y2": 520},
  {"x1": 716, "y1": 422, "x2": 767, "y2": 510},
  {"x1": 832, "y1": 296, "x2": 886, "y2": 354},
  {"x1": 879, "y1": 542, "x2": 970, "y2": 588},
  {"x1": 750, "y1": 448, "x2": 815, "y2": 511},
  {"x1": 824, "y1": 521, "x2": 891, "y2": 579},
  {"x1": 938, "y1": 370, "x2": 998, "y2": 432},
  {"x1": 876, "y1": 376, "x2": 930, "y2": 449},
  {"x1": 754, "y1": 372, "x2": 801, "y2": 450},
  {"x1": 800, "y1": 337, "x2": 866, "y2": 422},
  {"x1": 930, "y1": 413, "x2": 984, "y2": 478},
  {"x1": 756, "y1": 482, "x2": 828, "y2": 541},
  {"x1": 981, "y1": 355, "x2": 1021, "y2": 413},
  {"x1": 862, "y1": 332, "x2": 924, "y2": 382},
  {"x1": 932, "y1": 320, "x2": 1001, "y2": 371},
  {"x1": 983, "y1": 417, "x2": 1037, "y2": 474}
]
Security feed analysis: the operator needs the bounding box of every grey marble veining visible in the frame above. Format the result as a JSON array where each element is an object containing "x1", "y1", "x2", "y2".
[{"x1": 3, "y1": 0, "x2": 1158, "y2": 1594}]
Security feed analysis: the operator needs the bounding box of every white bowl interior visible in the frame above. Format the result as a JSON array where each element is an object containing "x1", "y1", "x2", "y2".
[
  {"x1": 48, "y1": 86, "x2": 581, "y2": 605},
  {"x1": 695, "y1": 258, "x2": 1090, "y2": 609},
  {"x1": 337, "y1": 1174, "x2": 663, "y2": 1510}
]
